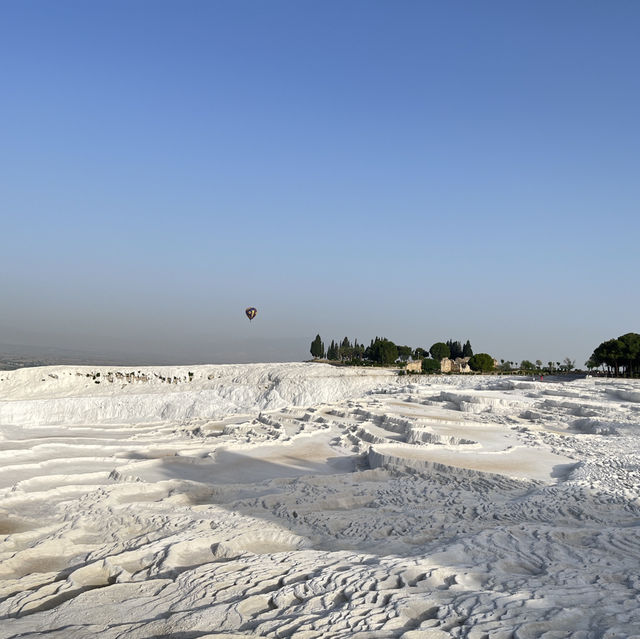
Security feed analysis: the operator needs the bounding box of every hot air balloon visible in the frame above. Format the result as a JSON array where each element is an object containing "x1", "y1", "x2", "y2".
[{"x1": 245, "y1": 307, "x2": 257, "y2": 321}]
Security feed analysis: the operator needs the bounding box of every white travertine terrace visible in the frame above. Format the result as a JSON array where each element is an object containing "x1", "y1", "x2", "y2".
[{"x1": 0, "y1": 363, "x2": 639, "y2": 637}]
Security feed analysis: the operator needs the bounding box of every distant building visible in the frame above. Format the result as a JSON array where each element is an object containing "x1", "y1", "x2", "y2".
[
  {"x1": 440, "y1": 357, "x2": 472, "y2": 373},
  {"x1": 405, "y1": 360, "x2": 423, "y2": 373}
]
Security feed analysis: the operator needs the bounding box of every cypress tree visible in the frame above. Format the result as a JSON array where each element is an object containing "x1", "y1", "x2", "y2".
[
  {"x1": 310, "y1": 334, "x2": 324, "y2": 359},
  {"x1": 447, "y1": 340, "x2": 463, "y2": 359},
  {"x1": 340, "y1": 337, "x2": 352, "y2": 361}
]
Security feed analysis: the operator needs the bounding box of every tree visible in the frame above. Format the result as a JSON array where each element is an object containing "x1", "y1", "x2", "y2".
[
  {"x1": 422, "y1": 358, "x2": 440, "y2": 373},
  {"x1": 520, "y1": 360, "x2": 535, "y2": 371},
  {"x1": 327, "y1": 340, "x2": 339, "y2": 360},
  {"x1": 413, "y1": 347, "x2": 427, "y2": 359},
  {"x1": 590, "y1": 335, "x2": 640, "y2": 376},
  {"x1": 562, "y1": 357, "x2": 575, "y2": 372},
  {"x1": 397, "y1": 345, "x2": 412, "y2": 361},
  {"x1": 592, "y1": 339, "x2": 624, "y2": 376},
  {"x1": 618, "y1": 332, "x2": 640, "y2": 377},
  {"x1": 535, "y1": 360, "x2": 543, "y2": 370},
  {"x1": 364, "y1": 338, "x2": 375, "y2": 362},
  {"x1": 469, "y1": 353, "x2": 495, "y2": 372},
  {"x1": 310, "y1": 334, "x2": 324, "y2": 359},
  {"x1": 339, "y1": 337, "x2": 352, "y2": 361},
  {"x1": 447, "y1": 340, "x2": 463, "y2": 359},
  {"x1": 367, "y1": 337, "x2": 398, "y2": 365},
  {"x1": 462, "y1": 340, "x2": 473, "y2": 358},
  {"x1": 430, "y1": 342, "x2": 450, "y2": 362}
]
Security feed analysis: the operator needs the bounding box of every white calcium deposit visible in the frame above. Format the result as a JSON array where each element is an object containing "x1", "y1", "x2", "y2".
[{"x1": 0, "y1": 363, "x2": 639, "y2": 638}]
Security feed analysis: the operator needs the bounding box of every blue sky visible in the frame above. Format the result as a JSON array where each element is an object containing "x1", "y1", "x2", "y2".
[{"x1": 2, "y1": 1, "x2": 639, "y2": 365}]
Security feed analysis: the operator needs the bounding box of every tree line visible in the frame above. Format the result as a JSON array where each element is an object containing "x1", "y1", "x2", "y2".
[
  {"x1": 310, "y1": 334, "x2": 586, "y2": 376},
  {"x1": 310, "y1": 335, "x2": 496, "y2": 372},
  {"x1": 310, "y1": 335, "x2": 403, "y2": 365},
  {"x1": 586, "y1": 332, "x2": 640, "y2": 377},
  {"x1": 497, "y1": 358, "x2": 575, "y2": 373}
]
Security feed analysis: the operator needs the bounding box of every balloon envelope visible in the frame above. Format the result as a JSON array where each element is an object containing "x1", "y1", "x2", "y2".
[{"x1": 245, "y1": 307, "x2": 257, "y2": 321}]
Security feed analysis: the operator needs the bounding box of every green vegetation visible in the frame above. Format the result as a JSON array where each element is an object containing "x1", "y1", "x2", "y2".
[
  {"x1": 588, "y1": 332, "x2": 640, "y2": 377},
  {"x1": 429, "y1": 342, "x2": 450, "y2": 362},
  {"x1": 520, "y1": 360, "x2": 535, "y2": 372},
  {"x1": 309, "y1": 334, "x2": 484, "y2": 374},
  {"x1": 310, "y1": 334, "x2": 325, "y2": 359},
  {"x1": 469, "y1": 353, "x2": 495, "y2": 372},
  {"x1": 309, "y1": 333, "x2": 587, "y2": 377},
  {"x1": 366, "y1": 338, "x2": 398, "y2": 366},
  {"x1": 446, "y1": 340, "x2": 463, "y2": 359},
  {"x1": 310, "y1": 333, "x2": 593, "y2": 378},
  {"x1": 421, "y1": 358, "x2": 440, "y2": 373}
]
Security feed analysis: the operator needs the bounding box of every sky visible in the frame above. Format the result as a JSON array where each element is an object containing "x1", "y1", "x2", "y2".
[{"x1": 1, "y1": 1, "x2": 639, "y2": 366}]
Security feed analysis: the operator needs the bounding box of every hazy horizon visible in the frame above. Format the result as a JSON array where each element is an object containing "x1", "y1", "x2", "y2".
[
  {"x1": 3, "y1": 1, "x2": 638, "y2": 368},
  {"x1": 0, "y1": 324, "x2": 631, "y2": 369}
]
